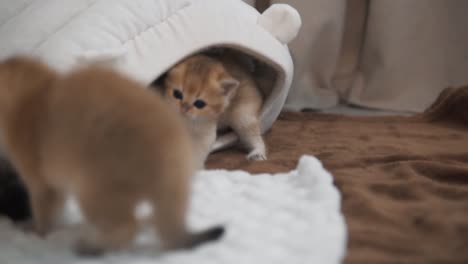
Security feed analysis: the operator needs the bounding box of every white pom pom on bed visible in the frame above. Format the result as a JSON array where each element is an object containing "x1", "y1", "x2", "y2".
[
  {"x1": 258, "y1": 4, "x2": 302, "y2": 45},
  {"x1": 0, "y1": 0, "x2": 301, "y2": 151}
]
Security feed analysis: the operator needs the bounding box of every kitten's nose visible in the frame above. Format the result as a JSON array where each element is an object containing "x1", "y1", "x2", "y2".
[{"x1": 181, "y1": 102, "x2": 190, "y2": 113}]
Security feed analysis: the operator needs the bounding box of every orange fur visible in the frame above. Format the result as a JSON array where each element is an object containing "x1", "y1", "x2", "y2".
[{"x1": 0, "y1": 56, "x2": 223, "y2": 256}]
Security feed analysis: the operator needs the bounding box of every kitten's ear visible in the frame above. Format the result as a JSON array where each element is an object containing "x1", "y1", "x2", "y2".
[{"x1": 220, "y1": 79, "x2": 239, "y2": 97}]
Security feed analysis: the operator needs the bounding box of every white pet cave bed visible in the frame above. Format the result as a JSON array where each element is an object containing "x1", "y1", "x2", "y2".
[
  {"x1": 0, "y1": 0, "x2": 301, "y2": 150},
  {"x1": 0, "y1": 0, "x2": 347, "y2": 263}
]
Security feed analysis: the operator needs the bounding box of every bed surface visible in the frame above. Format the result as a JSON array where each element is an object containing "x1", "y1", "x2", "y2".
[{"x1": 207, "y1": 86, "x2": 468, "y2": 263}]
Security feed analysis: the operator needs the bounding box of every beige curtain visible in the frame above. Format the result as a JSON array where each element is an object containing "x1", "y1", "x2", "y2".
[{"x1": 269, "y1": 0, "x2": 468, "y2": 112}]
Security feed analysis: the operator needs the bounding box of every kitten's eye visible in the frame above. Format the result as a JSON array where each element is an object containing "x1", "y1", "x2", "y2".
[
  {"x1": 173, "y1": 89, "x2": 183, "y2": 100},
  {"x1": 193, "y1": 100, "x2": 206, "y2": 109}
]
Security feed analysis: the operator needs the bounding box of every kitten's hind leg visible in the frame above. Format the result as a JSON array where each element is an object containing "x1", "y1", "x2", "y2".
[
  {"x1": 75, "y1": 188, "x2": 138, "y2": 256},
  {"x1": 151, "y1": 180, "x2": 190, "y2": 249},
  {"x1": 152, "y1": 186, "x2": 224, "y2": 249},
  {"x1": 230, "y1": 116, "x2": 267, "y2": 161}
]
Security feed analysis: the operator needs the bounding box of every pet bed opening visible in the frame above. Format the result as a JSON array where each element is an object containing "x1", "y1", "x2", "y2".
[{"x1": 149, "y1": 45, "x2": 281, "y2": 133}]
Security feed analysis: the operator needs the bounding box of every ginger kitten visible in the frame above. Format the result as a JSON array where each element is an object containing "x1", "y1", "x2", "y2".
[
  {"x1": 0, "y1": 56, "x2": 224, "y2": 255},
  {"x1": 159, "y1": 53, "x2": 266, "y2": 168}
]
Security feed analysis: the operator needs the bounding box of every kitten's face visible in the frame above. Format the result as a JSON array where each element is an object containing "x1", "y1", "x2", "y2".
[{"x1": 163, "y1": 55, "x2": 239, "y2": 123}]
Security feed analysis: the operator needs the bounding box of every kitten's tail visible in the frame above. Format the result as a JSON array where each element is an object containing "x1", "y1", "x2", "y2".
[
  {"x1": 210, "y1": 132, "x2": 239, "y2": 153},
  {"x1": 184, "y1": 225, "x2": 225, "y2": 249}
]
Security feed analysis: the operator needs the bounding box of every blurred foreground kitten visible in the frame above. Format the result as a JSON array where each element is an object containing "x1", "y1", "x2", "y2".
[
  {"x1": 159, "y1": 53, "x2": 266, "y2": 169},
  {"x1": 0, "y1": 56, "x2": 223, "y2": 255}
]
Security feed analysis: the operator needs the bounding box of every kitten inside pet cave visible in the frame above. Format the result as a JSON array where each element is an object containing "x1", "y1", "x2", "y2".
[{"x1": 151, "y1": 47, "x2": 277, "y2": 169}]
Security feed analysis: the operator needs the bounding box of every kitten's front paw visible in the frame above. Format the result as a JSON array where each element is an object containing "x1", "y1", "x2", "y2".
[
  {"x1": 74, "y1": 239, "x2": 105, "y2": 257},
  {"x1": 34, "y1": 225, "x2": 51, "y2": 237},
  {"x1": 247, "y1": 150, "x2": 267, "y2": 161}
]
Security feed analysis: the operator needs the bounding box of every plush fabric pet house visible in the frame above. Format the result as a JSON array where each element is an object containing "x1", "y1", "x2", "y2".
[{"x1": 0, "y1": 0, "x2": 301, "y2": 150}]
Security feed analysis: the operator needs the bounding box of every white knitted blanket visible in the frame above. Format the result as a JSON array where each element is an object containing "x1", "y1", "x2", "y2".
[{"x1": 0, "y1": 155, "x2": 347, "y2": 264}]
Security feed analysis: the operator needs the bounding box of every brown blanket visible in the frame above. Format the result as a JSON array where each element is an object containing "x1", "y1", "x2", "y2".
[{"x1": 206, "y1": 86, "x2": 468, "y2": 264}]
